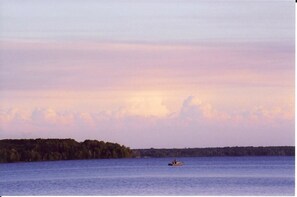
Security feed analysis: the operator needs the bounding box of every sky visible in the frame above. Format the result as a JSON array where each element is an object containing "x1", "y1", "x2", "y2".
[{"x1": 0, "y1": 0, "x2": 295, "y2": 148}]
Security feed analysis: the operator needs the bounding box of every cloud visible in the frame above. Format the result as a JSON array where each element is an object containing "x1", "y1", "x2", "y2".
[
  {"x1": 1, "y1": 97, "x2": 293, "y2": 129},
  {"x1": 31, "y1": 108, "x2": 75, "y2": 126},
  {"x1": 179, "y1": 96, "x2": 219, "y2": 124},
  {"x1": 121, "y1": 91, "x2": 170, "y2": 117},
  {"x1": 0, "y1": 96, "x2": 294, "y2": 148},
  {"x1": 179, "y1": 96, "x2": 203, "y2": 122}
]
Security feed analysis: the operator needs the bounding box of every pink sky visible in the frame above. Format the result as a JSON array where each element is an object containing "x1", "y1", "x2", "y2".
[
  {"x1": 0, "y1": 40, "x2": 294, "y2": 148},
  {"x1": 0, "y1": 0, "x2": 294, "y2": 148}
]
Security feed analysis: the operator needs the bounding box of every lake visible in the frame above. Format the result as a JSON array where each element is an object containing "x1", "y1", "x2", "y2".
[{"x1": 0, "y1": 156, "x2": 294, "y2": 195}]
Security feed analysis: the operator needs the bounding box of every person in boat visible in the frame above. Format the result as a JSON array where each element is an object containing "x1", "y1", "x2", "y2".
[{"x1": 168, "y1": 159, "x2": 183, "y2": 166}]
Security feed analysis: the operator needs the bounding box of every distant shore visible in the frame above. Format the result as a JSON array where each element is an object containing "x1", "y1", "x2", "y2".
[
  {"x1": 0, "y1": 139, "x2": 294, "y2": 163},
  {"x1": 133, "y1": 146, "x2": 295, "y2": 158}
]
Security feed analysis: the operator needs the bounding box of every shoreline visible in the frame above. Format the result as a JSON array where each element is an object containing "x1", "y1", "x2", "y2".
[
  {"x1": 0, "y1": 139, "x2": 294, "y2": 163},
  {"x1": 133, "y1": 146, "x2": 295, "y2": 158}
]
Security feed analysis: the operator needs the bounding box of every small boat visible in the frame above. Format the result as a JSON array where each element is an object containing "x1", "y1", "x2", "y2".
[{"x1": 168, "y1": 159, "x2": 183, "y2": 166}]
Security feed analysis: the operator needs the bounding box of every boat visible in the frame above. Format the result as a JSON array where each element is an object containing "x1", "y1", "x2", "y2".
[{"x1": 168, "y1": 159, "x2": 183, "y2": 166}]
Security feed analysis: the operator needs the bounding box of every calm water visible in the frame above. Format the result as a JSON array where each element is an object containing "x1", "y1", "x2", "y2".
[{"x1": 0, "y1": 156, "x2": 294, "y2": 195}]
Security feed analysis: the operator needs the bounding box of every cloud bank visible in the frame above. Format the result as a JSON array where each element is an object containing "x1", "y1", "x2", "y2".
[{"x1": 0, "y1": 96, "x2": 293, "y2": 148}]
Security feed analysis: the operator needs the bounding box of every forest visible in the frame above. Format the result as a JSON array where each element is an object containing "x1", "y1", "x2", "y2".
[
  {"x1": 0, "y1": 139, "x2": 294, "y2": 163},
  {"x1": 0, "y1": 139, "x2": 132, "y2": 163},
  {"x1": 132, "y1": 146, "x2": 295, "y2": 158}
]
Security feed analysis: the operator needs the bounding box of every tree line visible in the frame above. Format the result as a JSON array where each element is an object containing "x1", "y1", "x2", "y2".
[
  {"x1": 0, "y1": 139, "x2": 294, "y2": 163},
  {"x1": 0, "y1": 139, "x2": 132, "y2": 163},
  {"x1": 132, "y1": 146, "x2": 295, "y2": 158}
]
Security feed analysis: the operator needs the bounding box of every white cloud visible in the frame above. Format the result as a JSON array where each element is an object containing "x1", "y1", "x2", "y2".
[{"x1": 0, "y1": 96, "x2": 294, "y2": 148}]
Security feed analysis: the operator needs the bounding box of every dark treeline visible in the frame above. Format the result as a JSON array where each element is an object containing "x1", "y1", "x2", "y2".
[
  {"x1": 0, "y1": 139, "x2": 294, "y2": 163},
  {"x1": 132, "y1": 146, "x2": 295, "y2": 158},
  {"x1": 0, "y1": 139, "x2": 132, "y2": 163}
]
